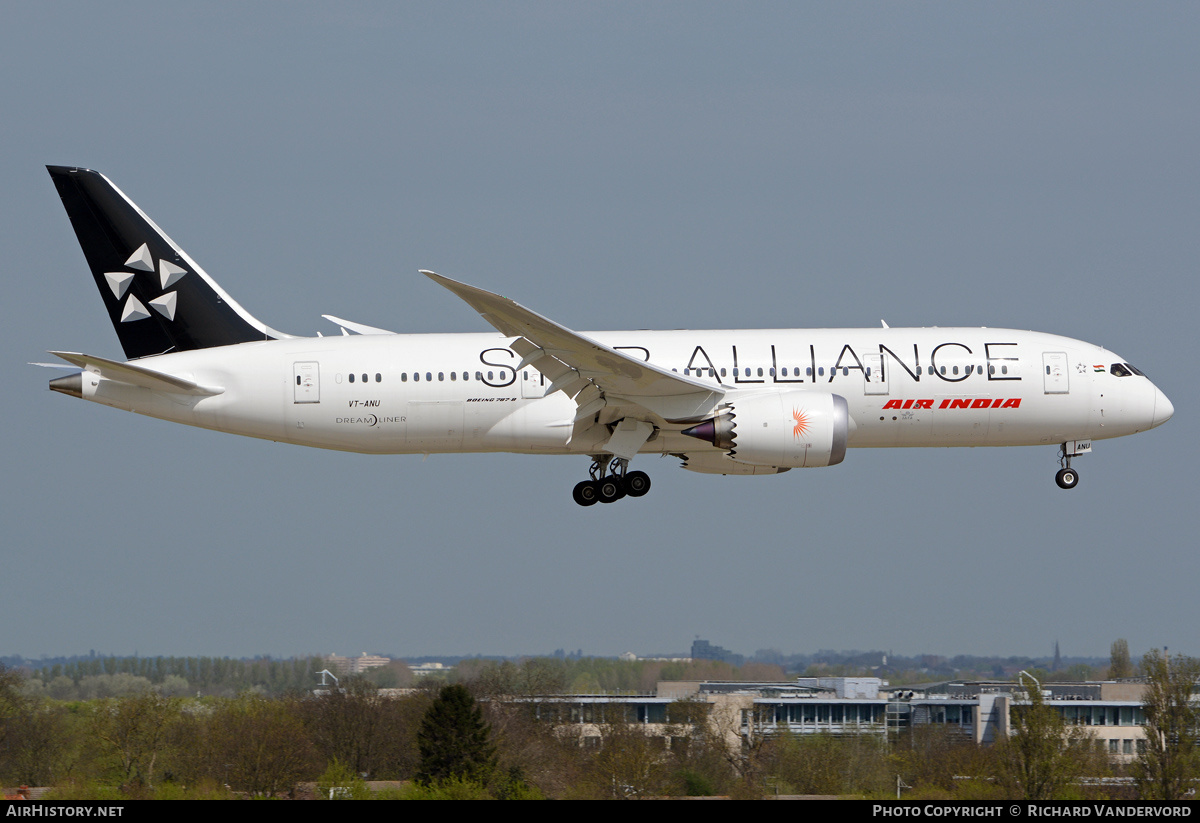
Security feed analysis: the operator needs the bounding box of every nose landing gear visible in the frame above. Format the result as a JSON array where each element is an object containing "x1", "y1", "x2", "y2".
[{"x1": 572, "y1": 457, "x2": 652, "y2": 506}]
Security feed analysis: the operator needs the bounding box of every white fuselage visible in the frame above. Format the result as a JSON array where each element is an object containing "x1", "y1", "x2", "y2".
[{"x1": 73, "y1": 327, "x2": 1172, "y2": 460}]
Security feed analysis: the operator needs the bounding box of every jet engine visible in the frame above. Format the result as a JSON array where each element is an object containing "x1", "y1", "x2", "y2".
[{"x1": 681, "y1": 391, "x2": 851, "y2": 469}]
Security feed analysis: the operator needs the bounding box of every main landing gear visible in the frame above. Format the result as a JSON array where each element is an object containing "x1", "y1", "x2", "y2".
[
  {"x1": 572, "y1": 456, "x2": 651, "y2": 507},
  {"x1": 1055, "y1": 442, "x2": 1081, "y2": 490}
]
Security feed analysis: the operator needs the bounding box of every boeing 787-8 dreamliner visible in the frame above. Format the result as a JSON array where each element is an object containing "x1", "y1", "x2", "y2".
[{"x1": 45, "y1": 167, "x2": 1173, "y2": 505}]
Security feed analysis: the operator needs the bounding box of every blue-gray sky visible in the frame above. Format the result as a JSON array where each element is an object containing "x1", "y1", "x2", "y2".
[{"x1": 3, "y1": 2, "x2": 1196, "y2": 661}]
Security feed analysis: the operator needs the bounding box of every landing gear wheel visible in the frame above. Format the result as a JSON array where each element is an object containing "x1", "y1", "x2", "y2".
[
  {"x1": 625, "y1": 471, "x2": 651, "y2": 498},
  {"x1": 573, "y1": 480, "x2": 599, "y2": 507},
  {"x1": 1055, "y1": 468, "x2": 1079, "y2": 490},
  {"x1": 597, "y1": 477, "x2": 624, "y2": 503}
]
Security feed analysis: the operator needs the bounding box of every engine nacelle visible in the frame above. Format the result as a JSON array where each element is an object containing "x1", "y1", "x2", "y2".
[{"x1": 682, "y1": 391, "x2": 851, "y2": 469}]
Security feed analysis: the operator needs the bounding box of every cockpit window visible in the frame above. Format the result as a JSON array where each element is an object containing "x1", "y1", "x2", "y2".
[
  {"x1": 1110, "y1": 363, "x2": 1132, "y2": 377},
  {"x1": 1125, "y1": 363, "x2": 1145, "y2": 376}
]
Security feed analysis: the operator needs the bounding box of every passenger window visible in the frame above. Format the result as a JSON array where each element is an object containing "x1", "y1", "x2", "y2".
[
  {"x1": 499, "y1": 371, "x2": 506, "y2": 380},
  {"x1": 450, "y1": 372, "x2": 457, "y2": 381},
  {"x1": 476, "y1": 372, "x2": 483, "y2": 380},
  {"x1": 757, "y1": 368, "x2": 763, "y2": 377},
  {"x1": 362, "y1": 374, "x2": 367, "y2": 383},
  {"x1": 953, "y1": 366, "x2": 959, "y2": 375},
  {"x1": 349, "y1": 373, "x2": 355, "y2": 383},
  {"x1": 437, "y1": 372, "x2": 443, "y2": 381},
  {"x1": 375, "y1": 373, "x2": 381, "y2": 382},
  {"x1": 401, "y1": 373, "x2": 407, "y2": 382},
  {"x1": 426, "y1": 372, "x2": 432, "y2": 381},
  {"x1": 488, "y1": 371, "x2": 494, "y2": 380}
]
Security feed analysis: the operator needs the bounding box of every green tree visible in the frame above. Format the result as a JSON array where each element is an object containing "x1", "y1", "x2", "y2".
[
  {"x1": 316, "y1": 758, "x2": 371, "y2": 800},
  {"x1": 302, "y1": 677, "x2": 388, "y2": 777},
  {"x1": 206, "y1": 694, "x2": 319, "y2": 797},
  {"x1": 417, "y1": 684, "x2": 497, "y2": 785},
  {"x1": 998, "y1": 675, "x2": 1094, "y2": 800},
  {"x1": 0, "y1": 664, "x2": 25, "y2": 751},
  {"x1": 1133, "y1": 649, "x2": 1200, "y2": 800},
  {"x1": 1110, "y1": 640, "x2": 1133, "y2": 679},
  {"x1": 584, "y1": 719, "x2": 674, "y2": 799},
  {"x1": 91, "y1": 691, "x2": 181, "y2": 790},
  {"x1": 765, "y1": 732, "x2": 891, "y2": 797}
]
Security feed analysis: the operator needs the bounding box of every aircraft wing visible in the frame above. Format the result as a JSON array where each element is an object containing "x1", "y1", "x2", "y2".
[
  {"x1": 422, "y1": 272, "x2": 723, "y2": 427},
  {"x1": 49, "y1": 351, "x2": 224, "y2": 396},
  {"x1": 321, "y1": 315, "x2": 396, "y2": 335}
]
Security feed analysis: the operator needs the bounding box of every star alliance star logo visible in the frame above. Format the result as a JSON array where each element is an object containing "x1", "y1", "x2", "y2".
[{"x1": 103, "y1": 242, "x2": 188, "y2": 323}]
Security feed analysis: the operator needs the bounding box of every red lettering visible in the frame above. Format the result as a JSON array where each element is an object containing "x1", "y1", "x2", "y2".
[
  {"x1": 951, "y1": 399, "x2": 971, "y2": 409},
  {"x1": 1001, "y1": 398, "x2": 1021, "y2": 408},
  {"x1": 883, "y1": 399, "x2": 902, "y2": 410},
  {"x1": 902, "y1": 399, "x2": 914, "y2": 409},
  {"x1": 914, "y1": 399, "x2": 933, "y2": 409},
  {"x1": 972, "y1": 398, "x2": 991, "y2": 409},
  {"x1": 939, "y1": 399, "x2": 950, "y2": 409}
]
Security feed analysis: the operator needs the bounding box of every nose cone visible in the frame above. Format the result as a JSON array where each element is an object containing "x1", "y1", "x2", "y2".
[{"x1": 1151, "y1": 385, "x2": 1173, "y2": 429}]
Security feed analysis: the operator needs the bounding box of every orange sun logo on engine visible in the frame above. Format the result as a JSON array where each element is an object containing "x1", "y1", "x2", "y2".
[{"x1": 792, "y1": 407, "x2": 810, "y2": 439}]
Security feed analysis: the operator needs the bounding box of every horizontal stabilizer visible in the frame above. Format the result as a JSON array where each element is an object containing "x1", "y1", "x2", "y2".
[{"x1": 49, "y1": 351, "x2": 224, "y2": 396}]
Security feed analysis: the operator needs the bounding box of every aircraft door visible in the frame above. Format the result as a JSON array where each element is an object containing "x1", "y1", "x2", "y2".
[
  {"x1": 863, "y1": 353, "x2": 888, "y2": 395},
  {"x1": 520, "y1": 368, "x2": 548, "y2": 399},
  {"x1": 294, "y1": 361, "x2": 320, "y2": 403},
  {"x1": 1042, "y1": 352, "x2": 1069, "y2": 394}
]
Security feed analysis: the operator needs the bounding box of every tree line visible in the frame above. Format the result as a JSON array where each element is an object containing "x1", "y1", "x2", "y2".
[
  {"x1": 21, "y1": 656, "x2": 327, "y2": 699},
  {"x1": 1, "y1": 648, "x2": 1197, "y2": 799}
]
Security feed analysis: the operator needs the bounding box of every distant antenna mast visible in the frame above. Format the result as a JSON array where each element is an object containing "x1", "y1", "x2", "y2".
[{"x1": 316, "y1": 669, "x2": 339, "y2": 688}]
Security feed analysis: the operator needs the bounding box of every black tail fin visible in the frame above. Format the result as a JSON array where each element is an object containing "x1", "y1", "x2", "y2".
[{"x1": 47, "y1": 166, "x2": 286, "y2": 359}]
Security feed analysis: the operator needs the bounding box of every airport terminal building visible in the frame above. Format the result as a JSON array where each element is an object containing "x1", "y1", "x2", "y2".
[{"x1": 514, "y1": 677, "x2": 1152, "y2": 760}]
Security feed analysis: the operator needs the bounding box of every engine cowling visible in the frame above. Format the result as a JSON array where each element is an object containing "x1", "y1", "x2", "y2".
[{"x1": 682, "y1": 391, "x2": 851, "y2": 469}]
